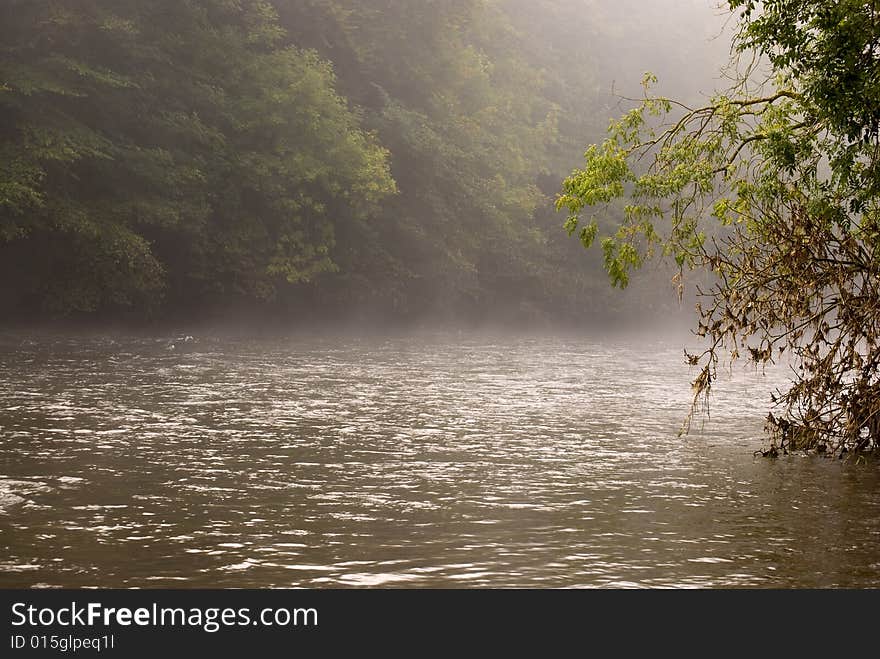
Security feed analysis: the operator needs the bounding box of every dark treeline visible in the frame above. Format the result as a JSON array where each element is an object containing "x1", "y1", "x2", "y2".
[{"x1": 0, "y1": 0, "x2": 724, "y2": 326}]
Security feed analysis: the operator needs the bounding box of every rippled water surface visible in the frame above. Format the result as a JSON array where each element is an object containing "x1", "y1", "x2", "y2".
[{"x1": 1, "y1": 332, "x2": 879, "y2": 588}]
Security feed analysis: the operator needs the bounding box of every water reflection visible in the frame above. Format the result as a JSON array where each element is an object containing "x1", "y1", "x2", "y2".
[{"x1": 1, "y1": 333, "x2": 878, "y2": 588}]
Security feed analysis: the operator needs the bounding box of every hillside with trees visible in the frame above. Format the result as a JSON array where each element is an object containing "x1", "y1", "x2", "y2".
[{"x1": 0, "y1": 0, "x2": 726, "y2": 325}]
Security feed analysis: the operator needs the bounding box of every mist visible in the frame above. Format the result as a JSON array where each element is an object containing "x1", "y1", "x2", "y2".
[{"x1": 0, "y1": 0, "x2": 734, "y2": 333}]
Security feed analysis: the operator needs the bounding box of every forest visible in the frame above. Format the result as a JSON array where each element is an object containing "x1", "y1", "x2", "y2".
[{"x1": 0, "y1": 0, "x2": 724, "y2": 326}]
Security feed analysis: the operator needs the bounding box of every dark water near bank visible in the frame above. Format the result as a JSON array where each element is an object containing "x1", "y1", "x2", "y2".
[{"x1": 1, "y1": 333, "x2": 878, "y2": 588}]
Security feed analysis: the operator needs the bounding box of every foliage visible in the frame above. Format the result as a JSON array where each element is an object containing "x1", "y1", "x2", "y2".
[
  {"x1": 272, "y1": 0, "x2": 561, "y2": 318},
  {"x1": 1, "y1": 0, "x2": 711, "y2": 323},
  {"x1": 0, "y1": 0, "x2": 394, "y2": 315},
  {"x1": 557, "y1": 1, "x2": 880, "y2": 455}
]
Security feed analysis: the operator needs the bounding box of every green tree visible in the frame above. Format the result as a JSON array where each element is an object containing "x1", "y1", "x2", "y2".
[
  {"x1": 272, "y1": 0, "x2": 561, "y2": 319},
  {"x1": 557, "y1": 0, "x2": 880, "y2": 455},
  {"x1": 0, "y1": 0, "x2": 394, "y2": 316}
]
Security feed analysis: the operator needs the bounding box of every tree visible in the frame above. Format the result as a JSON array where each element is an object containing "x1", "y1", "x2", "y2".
[
  {"x1": 0, "y1": 0, "x2": 394, "y2": 316},
  {"x1": 557, "y1": 0, "x2": 880, "y2": 456},
  {"x1": 271, "y1": 0, "x2": 560, "y2": 319}
]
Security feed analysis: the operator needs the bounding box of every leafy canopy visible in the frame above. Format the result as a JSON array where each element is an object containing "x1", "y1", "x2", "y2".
[
  {"x1": 557, "y1": 0, "x2": 880, "y2": 454},
  {"x1": 0, "y1": 0, "x2": 395, "y2": 314}
]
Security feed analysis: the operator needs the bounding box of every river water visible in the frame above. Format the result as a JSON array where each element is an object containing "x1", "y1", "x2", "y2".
[{"x1": 1, "y1": 332, "x2": 878, "y2": 588}]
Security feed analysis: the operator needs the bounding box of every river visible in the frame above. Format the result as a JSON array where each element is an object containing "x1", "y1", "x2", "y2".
[{"x1": 1, "y1": 332, "x2": 878, "y2": 588}]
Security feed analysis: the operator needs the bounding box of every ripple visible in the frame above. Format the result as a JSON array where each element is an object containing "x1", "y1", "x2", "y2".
[{"x1": 1, "y1": 333, "x2": 879, "y2": 588}]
